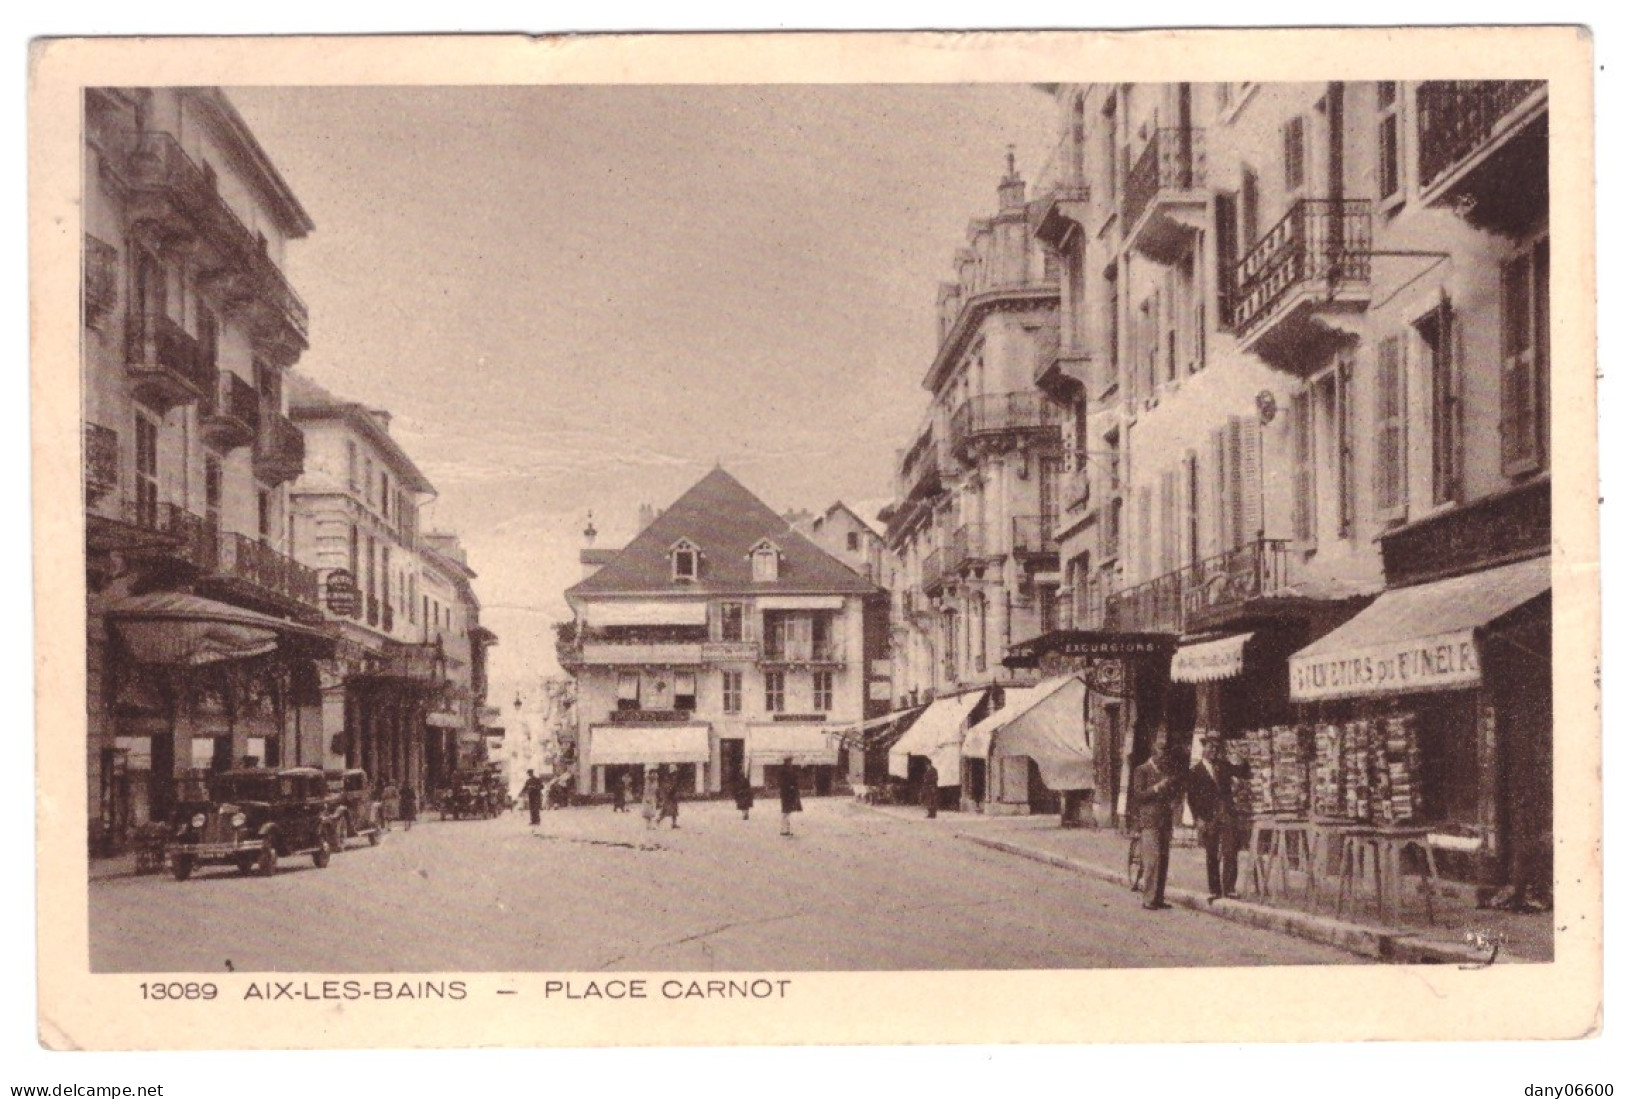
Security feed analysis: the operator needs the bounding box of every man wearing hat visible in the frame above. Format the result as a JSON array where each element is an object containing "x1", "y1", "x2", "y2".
[
  {"x1": 1129, "y1": 736, "x2": 1182, "y2": 911},
  {"x1": 1186, "y1": 729, "x2": 1250, "y2": 901}
]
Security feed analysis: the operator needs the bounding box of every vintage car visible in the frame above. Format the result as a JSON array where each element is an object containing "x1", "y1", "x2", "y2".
[
  {"x1": 324, "y1": 768, "x2": 385, "y2": 847},
  {"x1": 440, "y1": 769, "x2": 503, "y2": 820},
  {"x1": 166, "y1": 767, "x2": 336, "y2": 880}
]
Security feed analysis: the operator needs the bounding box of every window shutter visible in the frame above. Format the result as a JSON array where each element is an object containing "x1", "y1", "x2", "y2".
[
  {"x1": 1291, "y1": 392, "x2": 1317, "y2": 546},
  {"x1": 1215, "y1": 193, "x2": 1238, "y2": 327},
  {"x1": 1375, "y1": 335, "x2": 1407, "y2": 519},
  {"x1": 1237, "y1": 416, "x2": 1263, "y2": 545},
  {"x1": 1159, "y1": 468, "x2": 1177, "y2": 574},
  {"x1": 1208, "y1": 427, "x2": 1228, "y2": 558},
  {"x1": 1336, "y1": 358, "x2": 1356, "y2": 538},
  {"x1": 1284, "y1": 116, "x2": 1306, "y2": 191},
  {"x1": 1136, "y1": 486, "x2": 1153, "y2": 583}
]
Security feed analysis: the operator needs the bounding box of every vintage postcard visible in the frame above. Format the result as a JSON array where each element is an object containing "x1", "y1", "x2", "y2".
[{"x1": 30, "y1": 29, "x2": 1598, "y2": 1050}]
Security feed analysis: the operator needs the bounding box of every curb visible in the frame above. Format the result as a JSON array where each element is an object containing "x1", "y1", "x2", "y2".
[{"x1": 959, "y1": 833, "x2": 1518, "y2": 966}]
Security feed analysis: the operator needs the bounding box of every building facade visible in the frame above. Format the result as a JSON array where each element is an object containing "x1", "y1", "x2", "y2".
[
  {"x1": 560, "y1": 468, "x2": 879, "y2": 798},
  {"x1": 82, "y1": 87, "x2": 326, "y2": 851},
  {"x1": 881, "y1": 157, "x2": 1067, "y2": 714},
  {"x1": 1019, "y1": 79, "x2": 1549, "y2": 886}
]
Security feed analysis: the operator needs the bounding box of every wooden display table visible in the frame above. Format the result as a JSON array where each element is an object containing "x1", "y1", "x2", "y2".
[
  {"x1": 1245, "y1": 816, "x2": 1317, "y2": 901},
  {"x1": 1333, "y1": 825, "x2": 1439, "y2": 925}
]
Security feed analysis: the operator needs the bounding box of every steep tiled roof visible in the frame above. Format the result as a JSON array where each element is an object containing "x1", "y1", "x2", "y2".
[{"x1": 566, "y1": 468, "x2": 880, "y2": 600}]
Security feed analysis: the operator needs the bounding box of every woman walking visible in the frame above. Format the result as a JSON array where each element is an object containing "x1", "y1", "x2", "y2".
[
  {"x1": 398, "y1": 783, "x2": 417, "y2": 832},
  {"x1": 733, "y1": 772, "x2": 755, "y2": 821},
  {"x1": 655, "y1": 765, "x2": 681, "y2": 830},
  {"x1": 778, "y1": 757, "x2": 802, "y2": 837},
  {"x1": 640, "y1": 768, "x2": 659, "y2": 831}
]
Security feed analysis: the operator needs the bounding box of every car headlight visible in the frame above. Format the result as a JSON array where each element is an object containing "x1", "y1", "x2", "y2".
[
  {"x1": 191, "y1": 813, "x2": 206, "y2": 829},
  {"x1": 231, "y1": 812, "x2": 246, "y2": 828},
  {"x1": 175, "y1": 824, "x2": 188, "y2": 837}
]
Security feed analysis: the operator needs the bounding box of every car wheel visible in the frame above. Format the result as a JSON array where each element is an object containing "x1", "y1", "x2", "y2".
[
  {"x1": 171, "y1": 855, "x2": 193, "y2": 882},
  {"x1": 236, "y1": 854, "x2": 257, "y2": 874},
  {"x1": 255, "y1": 843, "x2": 278, "y2": 877},
  {"x1": 367, "y1": 828, "x2": 381, "y2": 846},
  {"x1": 312, "y1": 836, "x2": 332, "y2": 869}
]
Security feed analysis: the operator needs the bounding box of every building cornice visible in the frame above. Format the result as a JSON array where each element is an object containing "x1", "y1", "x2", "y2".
[{"x1": 923, "y1": 283, "x2": 1059, "y2": 394}]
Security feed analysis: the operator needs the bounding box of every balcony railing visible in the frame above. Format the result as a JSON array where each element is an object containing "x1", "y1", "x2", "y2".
[
  {"x1": 216, "y1": 532, "x2": 321, "y2": 609},
  {"x1": 761, "y1": 639, "x2": 845, "y2": 665},
  {"x1": 947, "y1": 522, "x2": 993, "y2": 574},
  {"x1": 200, "y1": 371, "x2": 261, "y2": 450},
  {"x1": 253, "y1": 410, "x2": 306, "y2": 485},
  {"x1": 1122, "y1": 127, "x2": 1207, "y2": 236},
  {"x1": 1105, "y1": 538, "x2": 1293, "y2": 634},
  {"x1": 113, "y1": 130, "x2": 309, "y2": 353},
  {"x1": 921, "y1": 549, "x2": 944, "y2": 593},
  {"x1": 948, "y1": 391, "x2": 1061, "y2": 458},
  {"x1": 1010, "y1": 515, "x2": 1059, "y2": 560},
  {"x1": 379, "y1": 640, "x2": 446, "y2": 684},
  {"x1": 125, "y1": 312, "x2": 216, "y2": 410},
  {"x1": 1232, "y1": 199, "x2": 1372, "y2": 338},
  {"x1": 84, "y1": 423, "x2": 118, "y2": 504},
  {"x1": 581, "y1": 640, "x2": 705, "y2": 665},
  {"x1": 899, "y1": 437, "x2": 941, "y2": 502},
  {"x1": 1417, "y1": 81, "x2": 1546, "y2": 190}
]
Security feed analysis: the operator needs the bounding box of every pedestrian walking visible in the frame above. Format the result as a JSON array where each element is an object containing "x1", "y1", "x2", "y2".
[
  {"x1": 1129, "y1": 737, "x2": 1182, "y2": 911},
  {"x1": 655, "y1": 765, "x2": 681, "y2": 829},
  {"x1": 778, "y1": 757, "x2": 802, "y2": 836},
  {"x1": 921, "y1": 760, "x2": 940, "y2": 819},
  {"x1": 1186, "y1": 729, "x2": 1249, "y2": 901},
  {"x1": 521, "y1": 769, "x2": 544, "y2": 826},
  {"x1": 613, "y1": 772, "x2": 633, "y2": 813},
  {"x1": 733, "y1": 773, "x2": 755, "y2": 821},
  {"x1": 640, "y1": 768, "x2": 659, "y2": 830},
  {"x1": 398, "y1": 783, "x2": 417, "y2": 833}
]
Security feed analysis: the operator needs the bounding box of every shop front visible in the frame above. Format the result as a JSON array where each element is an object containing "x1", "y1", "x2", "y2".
[
  {"x1": 961, "y1": 675, "x2": 1092, "y2": 818},
  {"x1": 587, "y1": 723, "x2": 712, "y2": 795},
  {"x1": 887, "y1": 690, "x2": 987, "y2": 807},
  {"x1": 747, "y1": 722, "x2": 841, "y2": 795},
  {"x1": 1287, "y1": 554, "x2": 1552, "y2": 889}
]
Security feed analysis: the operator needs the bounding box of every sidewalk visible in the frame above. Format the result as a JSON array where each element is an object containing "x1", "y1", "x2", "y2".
[{"x1": 866, "y1": 804, "x2": 1552, "y2": 964}]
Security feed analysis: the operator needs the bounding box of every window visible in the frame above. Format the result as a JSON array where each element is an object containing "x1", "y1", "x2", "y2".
[
  {"x1": 812, "y1": 672, "x2": 833, "y2": 712},
  {"x1": 1284, "y1": 115, "x2": 1306, "y2": 193},
  {"x1": 134, "y1": 411, "x2": 159, "y2": 529},
  {"x1": 197, "y1": 308, "x2": 218, "y2": 371},
  {"x1": 204, "y1": 457, "x2": 223, "y2": 533},
  {"x1": 1417, "y1": 299, "x2": 1463, "y2": 504},
  {"x1": 347, "y1": 442, "x2": 359, "y2": 490},
  {"x1": 1377, "y1": 82, "x2": 1402, "y2": 204},
  {"x1": 674, "y1": 672, "x2": 697, "y2": 712},
  {"x1": 381, "y1": 472, "x2": 391, "y2": 518},
  {"x1": 764, "y1": 672, "x2": 785, "y2": 713},
  {"x1": 1501, "y1": 239, "x2": 1550, "y2": 476},
  {"x1": 364, "y1": 458, "x2": 375, "y2": 506},
  {"x1": 846, "y1": 531, "x2": 860, "y2": 552},
  {"x1": 257, "y1": 487, "x2": 272, "y2": 543},
  {"x1": 349, "y1": 523, "x2": 360, "y2": 584},
  {"x1": 1184, "y1": 451, "x2": 1200, "y2": 567},
  {"x1": 669, "y1": 538, "x2": 700, "y2": 582},
  {"x1": 1104, "y1": 265, "x2": 1120, "y2": 385},
  {"x1": 381, "y1": 544, "x2": 392, "y2": 620},
  {"x1": 751, "y1": 541, "x2": 780, "y2": 582},
  {"x1": 1240, "y1": 167, "x2": 1261, "y2": 249},
  {"x1": 1374, "y1": 335, "x2": 1409, "y2": 520},
  {"x1": 722, "y1": 671, "x2": 742, "y2": 714},
  {"x1": 1291, "y1": 390, "x2": 1318, "y2": 547},
  {"x1": 716, "y1": 602, "x2": 745, "y2": 642},
  {"x1": 84, "y1": 234, "x2": 117, "y2": 329},
  {"x1": 616, "y1": 674, "x2": 641, "y2": 712},
  {"x1": 1215, "y1": 192, "x2": 1238, "y2": 327}
]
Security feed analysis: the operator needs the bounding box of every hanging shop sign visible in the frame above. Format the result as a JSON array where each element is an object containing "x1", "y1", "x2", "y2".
[{"x1": 325, "y1": 569, "x2": 360, "y2": 617}]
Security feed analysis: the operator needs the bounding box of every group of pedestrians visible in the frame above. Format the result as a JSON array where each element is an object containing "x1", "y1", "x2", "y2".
[
  {"x1": 733, "y1": 757, "x2": 805, "y2": 835},
  {"x1": 1129, "y1": 728, "x2": 1250, "y2": 911},
  {"x1": 518, "y1": 758, "x2": 810, "y2": 836}
]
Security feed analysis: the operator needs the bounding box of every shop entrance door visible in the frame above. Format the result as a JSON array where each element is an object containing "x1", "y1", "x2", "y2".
[{"x1": 719, "y1": 738, "x2": 745, "y2": 792}]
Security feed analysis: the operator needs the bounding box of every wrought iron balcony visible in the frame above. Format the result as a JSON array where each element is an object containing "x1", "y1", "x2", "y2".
[
  {"x1": 377, "y1": 640, "x2": 447, "y2": 684},
  {"x1": 948, "y1": 391, "x2": 1061, "y2": 459},
  {"x1": 111, "y1": 130, "x2": 309, "y2": 360},
  {"x1": 253, "y1": 410, "x2": 306, "y2": 485},
  {"x1": 125, "y1": 312, "x2": 216, "y2": 412},
  {"x1": 1122, "y1": 128, "x2": 1207, "y2": 263},
  {"x1": 1232, "y1": 199, "x2": 1372, "y2": 369},
  {"x1": 1105, "y1": 538, "x2": 1293, "y2": 635},
  {"x1": 215, "y1": 531, "x2": 321, "y2": 611},
  {"x1": 946, "y1": 522, "x2": 994, "y2": 575},
  {"x1": 1416, "y1": 81, "x2": 1547, "y2": 235},
  {"x1": 1010, "y1": 515, "x2": 1059, "y2": 562},
  {"x1": 199, "y1": 371, "x2": 261, "y2": 450},
  {"x1": 580, "y1": 640, "x2": 705, "y2": 665},
  {"x1": 921, "y1": 549, "x2": 945, "y2": 594},
  {"x1": 899, "y1": 435, "x2": 942, "y2": 503},
  {"x1": 84, "y1": 423, "x2": 119, "y2": 505}
]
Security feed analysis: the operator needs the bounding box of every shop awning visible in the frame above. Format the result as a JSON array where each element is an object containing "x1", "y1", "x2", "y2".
[
  {"x1": 990, "y1": 675, "x2": 1093, "y2": 791},
  {"x1": 588, "y1": 724, "x2": 711, "y2": 765},
  {"x1": 588, "y1": 601, "x2": 709, "y2": 628},
  {"x1": 746, "y1": 723, "x2": 839, "y2": 766},
  {"x1": 962, "y1": 688, "x2": 1040, "y2": 758},
  {"x1": 756, "y1": 595, "x2": 846, "y2": 611},
  {"x1": 107, "y1": 591, "x2": 330, "y2": 666},
  {"x1": 1289, "y1": 556, "x2": 1551, "y2": 702},
  {"x1": 887, "y1": 690, "x2": 985, "y2": 786},
  {"x1": 826, "y1": 707, "x2": 925, "y2": 746},
  {"x1": 1170, "y1": 633, "x2": 1255, "y2": 683}
]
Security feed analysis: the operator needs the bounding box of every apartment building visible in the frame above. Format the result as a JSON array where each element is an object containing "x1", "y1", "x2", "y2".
[
  {"x1": 560, "y1": 468, "x2": 879, "y2": 798},
  {"x1": 83, "y1": 88, "x2": 324, "y2": 849},
  {"x1": 420, "y1": 532, "x2": 500, "y2": 785},
  {"x1": 881, "y1": 157, "x2": 1067, "y2": 711},
  {"x1": 1022, "y1": 79, "x2": 1550, "y2": 885}
]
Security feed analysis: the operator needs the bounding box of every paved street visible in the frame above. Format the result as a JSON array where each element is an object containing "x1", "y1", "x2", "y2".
[{"x1": 90, "y1": 800, "x2": 1366, "y2": 972}]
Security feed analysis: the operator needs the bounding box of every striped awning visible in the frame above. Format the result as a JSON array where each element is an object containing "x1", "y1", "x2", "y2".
[{"x1": 1170, "y1": 633, "x2": 1254, "y2": 683}]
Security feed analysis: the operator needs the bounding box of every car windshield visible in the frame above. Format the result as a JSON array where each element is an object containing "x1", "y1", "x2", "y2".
[{"x1": 210, "y1": 774, "x2": 278, "y2": 802}]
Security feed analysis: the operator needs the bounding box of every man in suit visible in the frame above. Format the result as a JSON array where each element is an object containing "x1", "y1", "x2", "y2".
[
  {"x1": 1186, "y1": 729, "x2": 1250, "y2": 901},
  {"x1": 1130, "y1": 737, "x2": 1182, "y2": 911}
]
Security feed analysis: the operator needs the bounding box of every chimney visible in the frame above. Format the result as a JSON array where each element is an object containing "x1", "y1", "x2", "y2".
[{"x1": 997, "y1": 146, "x2": 1026, "y2": 211}]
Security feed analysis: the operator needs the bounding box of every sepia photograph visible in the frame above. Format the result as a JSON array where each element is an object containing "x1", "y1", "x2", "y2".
[{"x1": 28, "y1": 27, "x2": 1599, "y2": 1052}]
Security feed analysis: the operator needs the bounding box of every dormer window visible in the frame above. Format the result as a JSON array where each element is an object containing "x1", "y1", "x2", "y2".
[
  {"x1": 670, "y1": 538, "x2": 702, "y2": 582},
  {"x1": 749, "y1": 539, "x2": 782, "y2": 582}
]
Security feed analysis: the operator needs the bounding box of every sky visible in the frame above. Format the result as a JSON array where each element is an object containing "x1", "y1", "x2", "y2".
[{"x1": 228, "y1": 84, "x2": 1059, "y2": 699}]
